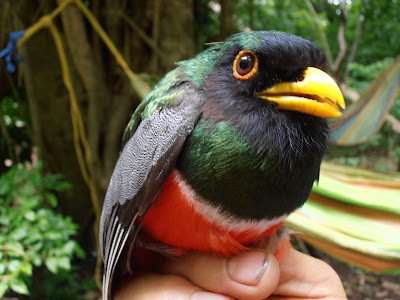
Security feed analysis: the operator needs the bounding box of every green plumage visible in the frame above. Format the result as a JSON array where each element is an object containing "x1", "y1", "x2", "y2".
[
  {"x1": 177, "y1": 119, "x2": 277, "y2": 219},
  {"x1": 176, "y1": 117, "x2": 321, "y2": 219}
]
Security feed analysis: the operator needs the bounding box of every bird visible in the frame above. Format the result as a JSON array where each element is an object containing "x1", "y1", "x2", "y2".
[{"x1": 99, "y1": 30, "x2": 345, "y2": 299}]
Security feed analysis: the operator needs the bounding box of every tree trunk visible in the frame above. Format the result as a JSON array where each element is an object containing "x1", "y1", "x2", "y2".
[
  {"x1": 219, "y1": 0, "x2": 236, "y2": 39},
  {"x1": 158, "y1": 0, "x2": 195, "y2": 73},
  {"x1": 248, "y1": 0, "x2": 254, "y2": 30},
  {"x1": 20, "y1": 30, "x2": 93, "y2": 241}
]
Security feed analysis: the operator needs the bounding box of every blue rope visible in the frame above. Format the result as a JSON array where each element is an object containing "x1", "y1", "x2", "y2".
[{"x1": 0, "y1": 30, "x2": 25, "y2": 73}]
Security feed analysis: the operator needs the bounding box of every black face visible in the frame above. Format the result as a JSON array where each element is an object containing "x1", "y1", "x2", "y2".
[{"x1": 201, "y1": 31, "x2": 329, "y2": 166}]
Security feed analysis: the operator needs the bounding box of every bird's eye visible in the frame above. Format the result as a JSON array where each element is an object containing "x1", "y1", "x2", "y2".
[{"x1": 233, "y1": 50, "x2": 258, "y2": 80}]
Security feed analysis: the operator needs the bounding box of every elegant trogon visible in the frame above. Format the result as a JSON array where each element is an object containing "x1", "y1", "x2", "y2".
[{"x1": 99, "y1": 31, "x2": 345, "y2": 299}]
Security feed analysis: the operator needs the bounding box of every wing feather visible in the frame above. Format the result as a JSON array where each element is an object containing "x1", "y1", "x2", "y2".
[{"x1": 100, "y1": 87, "x2": 204, "y2": 299}]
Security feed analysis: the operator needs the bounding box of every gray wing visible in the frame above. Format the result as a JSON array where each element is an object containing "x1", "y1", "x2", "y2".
[{"x1": 99, "y1": 90, "x2": 205, "y2": 300}]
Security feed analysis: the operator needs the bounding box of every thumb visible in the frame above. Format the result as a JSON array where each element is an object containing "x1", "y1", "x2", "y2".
[{"x1": 161, "y1": 250, "x2": 281, "y2": 300}]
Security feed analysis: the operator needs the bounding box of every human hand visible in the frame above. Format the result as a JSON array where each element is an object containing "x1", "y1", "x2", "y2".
[{"x1": 115, "y1": 240, "x2": 347, "y2": 300}]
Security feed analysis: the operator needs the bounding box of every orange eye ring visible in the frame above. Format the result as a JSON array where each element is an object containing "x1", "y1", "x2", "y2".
[{"x1": 233, "y1": 50, "x2": 259, "y2": 80}]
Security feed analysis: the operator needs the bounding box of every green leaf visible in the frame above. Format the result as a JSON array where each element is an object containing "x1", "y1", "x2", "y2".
[
  {"x1": 20, "y1": 262, "x2": 33, "y2": 276},
  {"x1": 58, "y1": 256, "x2": 71, "y2": 270},
  {"x1": 0, "y1": 163, "x2": 82, "y2": 295},
  {"x1": 8, "y1": 259, "x2": 22, "y2": 272},
  {"x1": 61, "y1": 240, "x2": 76, "y2": 255},
  {"x1": 75, "y1": 244, "x2": 86, "y2": 259},
  {"x1": 10, "y1": 279, "x2": 29, "y2": 295},
  {"x1": 54, "y1": 181, "x2": 72, "y2": 191},
  {"x1": 32, "y1": 255, "x2": 42, "y2": 267},
  {"x1": 0, "y1": 261, "x2": 5, "y2": 273},
  {"x1": 24, "y1": 210, "x2": 36, "y2": 221},
  {"x1": 0, "y1": 281, "x2": 9, "y2": 298},
  {"x1": 10, "y1": 227, "x2": 28, "y2": 241},
  {"x1": 45, "y1": 257, "x2": 58, "y2": 273},
  {"x1": 0, "y1": 210, "x2": 11, "y2": 226},
  {"x1": 45, "y1": 230, "x2": 63, "y2": 240},
  {"x1": 45, "y1": 192, "x2": 58, "y2": 207}
]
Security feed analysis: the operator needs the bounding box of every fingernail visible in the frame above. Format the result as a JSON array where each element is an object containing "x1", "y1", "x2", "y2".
[
  {"x1": 227, "y1": 251, "x2": 268, "y2": 286},
  {"x1": 191, "y1": 291, "x2": 231, "y2": 300}
]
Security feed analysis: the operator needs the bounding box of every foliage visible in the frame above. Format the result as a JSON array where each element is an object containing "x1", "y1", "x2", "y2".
[
  {"x1": 235, "y1": 0, "x2": 319, "y2": 37},
  {"x1": 346, "y1": 57, "x2": 395, "y2": 92},
  {"x1": 194, "y1": 0, "x2": 221, "y2": 50},
  {"x1": 28, "y1": 267, "x2": 97, "y2": 300},
  {"x1": 0, "y1": 162, "x2": 85, "y2": 298},
  {"x1": 357, "y1": 0, "x2": 400, "y2": 65},
  {"x1": 0, "y1": 94, "x2": 32, "y2": 167}
]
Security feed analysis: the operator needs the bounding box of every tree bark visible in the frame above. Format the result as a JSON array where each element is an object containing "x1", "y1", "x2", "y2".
[
  {"x1": 248, "y1": 0, "x2": 254, "y2": 30},
  {"x1": 60, "y1": 4, "x2": 112, "y2": 201},
  {"x1": 158, "y1": 0, "x2": 195, "y2": 73},
  {"x1": 20, "y1": 30, "x2": 93, "y2": 240},
  {"x1": 219, "y1": 0, "x2": 236, "y2": 39}
]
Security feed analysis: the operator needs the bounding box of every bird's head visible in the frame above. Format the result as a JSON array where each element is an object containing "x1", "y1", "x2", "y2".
[
  {"x1": 181, "y1": 30, "x2": 346, "y2": 166},
  {"x1": 188, "y1": 31, "x2": 345, "y2": 119}
]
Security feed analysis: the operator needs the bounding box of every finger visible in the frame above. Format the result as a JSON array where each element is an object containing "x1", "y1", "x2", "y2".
[
  {"x1": 114, "y1": 272, "x2": 232, "y2": 300},
  {"x1": 161, "y1": 250, "x2": 281, "y2": 300},
  {"x1": 270, "y1": 247, "x2": 347, "y2": 299}
]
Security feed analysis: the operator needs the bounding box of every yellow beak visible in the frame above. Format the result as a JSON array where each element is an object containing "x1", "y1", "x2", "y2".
[{"x1": 257, "y1": 67, "x2": 346, "y2": 118}]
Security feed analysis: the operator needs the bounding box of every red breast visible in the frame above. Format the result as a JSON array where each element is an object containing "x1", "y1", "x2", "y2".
[{"x1": 141, "y1": 170, "x2": 283, "y2": 256}]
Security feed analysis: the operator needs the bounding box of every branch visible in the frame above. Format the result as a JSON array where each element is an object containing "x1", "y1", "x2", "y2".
[
  {"x1": 91, "y1": 0, "x2": 106, "y2": 88},
  {"x1": 150, "y1": 0, "x2": 161, "y2": 72},
  {"x1": 219, "y1": 0, "x2": 236, "y2": 39},
  {"x1": 0, "y1": 245, "x2": 29, "y2": 261},
  {"x1": 303, "y1": 0, "x2": 334, "y2": 70},
  {"x1": 332, "y1": 0, "x2": 347, "y2": 82},
  {"x1": 339, "y1": 83, "x2": 360, "y2": 102},
  {"x1": 118, "y1": 11, "x2": 171, "y2": 71},
  {"x1": 344, "y1": 14, "x2": 364, "y2": 80},
  {"x1": 385, "y1": 114, "x2": 400, "y2": 134},
  {"x1": 60, "y1": 3, "x2": 105, "y2": 168}
]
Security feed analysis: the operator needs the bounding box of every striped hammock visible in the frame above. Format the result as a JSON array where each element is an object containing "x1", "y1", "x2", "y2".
[
  {"x1": 330, "y1": 56, "x2": 400, "y2": 146},
  {"x1": 286, "y1": 162, "x2": 400, "y2": 273}
]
